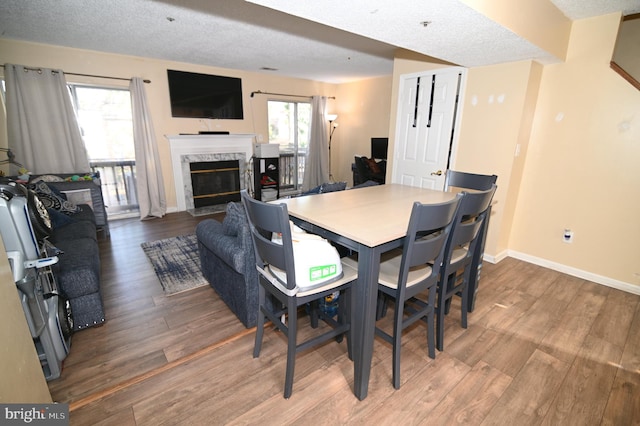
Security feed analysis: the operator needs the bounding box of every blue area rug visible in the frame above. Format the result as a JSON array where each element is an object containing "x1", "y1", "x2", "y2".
[{"x1": 141, "y1": 234, "x2": 208, "y2": 295}]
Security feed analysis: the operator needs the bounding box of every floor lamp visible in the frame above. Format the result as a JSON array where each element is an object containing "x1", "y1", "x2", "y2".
[{"x1": 327, "y1": 114, "x2": 338, "y2": 182}]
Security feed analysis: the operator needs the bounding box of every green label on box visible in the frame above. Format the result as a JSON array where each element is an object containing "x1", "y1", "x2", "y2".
[{"x1": 309, "y1": 264, "x2": 338, "y2": 281}]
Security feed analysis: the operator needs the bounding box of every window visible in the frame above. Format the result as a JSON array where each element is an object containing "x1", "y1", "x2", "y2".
[
  {"x1": 69, "y1": 85, "x2": 139, "y2": 217},
  {"x1": 268, "y1": 100, "x2": 311, "y2": 193}
]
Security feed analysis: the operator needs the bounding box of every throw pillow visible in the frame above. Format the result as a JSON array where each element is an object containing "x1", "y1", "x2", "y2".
[
  {"x1": 30, "y1": 181, "x2": 80, "y2": 215},
  {"x1": 319, "y1": 182, "x2": 347, "y2": 193},
  {"x1": 47, "y1": 208, "x2": 77, "y2": 228},
  {"x1": 366, "y1": 158, "x2": 382, "y2": 174}
]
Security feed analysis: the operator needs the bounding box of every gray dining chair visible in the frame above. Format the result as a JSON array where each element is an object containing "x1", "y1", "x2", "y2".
[
  {"x1": 444, "y1": 169, "x2": 498, "y2": 313},
  {"x1": 240, "y1": 190, "x2": 357, "y2": 399},
  {"x1": 444, "y1": 170, "x2": 497, "y2": 191},
  {"x1": 344, "y1": 195, "x2": 461, "y2": 389},
  {"x1": 435, "y1": 184, "x2": 497, "y2": 351}
]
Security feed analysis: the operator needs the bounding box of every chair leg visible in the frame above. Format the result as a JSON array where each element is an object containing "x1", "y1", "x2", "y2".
[
  {"x1": 253, "y1": 286, "x2": 266, "y2": 358},
  {"x1": 284, "y1": 299, "x2": 298, "y2": 399},
  {"x1": 344, "y1": 287, "x2": 353, "y2": 360},
  {"x1": 309, "y1": 300, "x2": 319, "y2": 329},
  {"x1": 460, "y1": 293, "x2": 468, "y2": 329},
  {"x1": 444, "y1": 273, "x2": 455, "y2": 315},
  {"x1": 426, "y1": 309, "x2": 436, "y2": 359},
  {"x1": 392, "y1": 301, "x2": 404, "y2": 389},
  {"x1": 376, "y1": 291, "x2": 389, "y2": 320},
  {"x1": 460, "y1": 270, "x2": 470, "y2": 329},
  {"x1": 336, "y1": 291, "x2": 346, "y2": 344},
  {"x1": 436, "y1": 288, "x2": 446, "y2": 352}
]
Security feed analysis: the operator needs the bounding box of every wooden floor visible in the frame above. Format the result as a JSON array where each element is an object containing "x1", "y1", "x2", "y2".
[{"x1": 48, "y1": 212, "x2": 640, "y2": 425}]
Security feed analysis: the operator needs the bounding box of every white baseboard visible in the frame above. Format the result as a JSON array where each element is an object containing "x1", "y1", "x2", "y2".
[
  {"x1": 498, "y1": 250, "x2": 640, "y2": 296},
  {"x1": 483, "y1": 249, "x2": 508, "y2": 264}
]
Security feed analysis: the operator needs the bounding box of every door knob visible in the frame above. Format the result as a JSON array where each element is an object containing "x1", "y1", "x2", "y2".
[{"x1": 430, "y1": 170, "x2": 443, "y2": 176}]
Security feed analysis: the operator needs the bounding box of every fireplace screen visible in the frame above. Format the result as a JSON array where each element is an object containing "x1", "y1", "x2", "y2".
[{"x1": 190, "y1": 160, "x2": 241, "y2": 208}]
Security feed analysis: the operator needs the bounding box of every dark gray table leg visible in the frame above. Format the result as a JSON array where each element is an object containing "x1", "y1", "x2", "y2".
[{"x1": 352, "y1": 245, "x2": 381, "y2": 400}]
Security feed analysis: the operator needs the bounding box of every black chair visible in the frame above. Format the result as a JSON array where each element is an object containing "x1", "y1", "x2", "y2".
[
  {"x1": 435, "y1": 184, "x2": 497, "y2": 352},
  {"x1": 344, "y1": 195, "x2": 461, "y2": 389},
  {"x1": 354, "y1": 156, "x2": 385, "y2": 185},
  {"x1": 240, "y1": 190, "x2": 357, "y2": 399},
  {"x1": 444, "y1": 170, "x2": 498, "y2": 312}
]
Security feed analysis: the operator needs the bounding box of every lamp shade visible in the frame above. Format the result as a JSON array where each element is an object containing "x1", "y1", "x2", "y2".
[{"x1": 326, "y1": 114, "x2": 338, "y2": 122}]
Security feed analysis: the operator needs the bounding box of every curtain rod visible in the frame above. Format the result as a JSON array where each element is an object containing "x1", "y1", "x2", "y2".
[
  {"x1": 0, "y1": 64, "x2": 150, "y2": 83},
  {"x1": 250, "y1": 90, "x2": 334, "y2": 99}
]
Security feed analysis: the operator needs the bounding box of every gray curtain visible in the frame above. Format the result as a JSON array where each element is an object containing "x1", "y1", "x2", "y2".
[
  {"x1": 129, "y1": 77, "x2": 166, "y2": 219},
  {"x1": 302, "y1": 96, "x2": 329, "y2": 191},
  {"x1": 4, "y1": 64, "x2": 90, "y2": 174}
]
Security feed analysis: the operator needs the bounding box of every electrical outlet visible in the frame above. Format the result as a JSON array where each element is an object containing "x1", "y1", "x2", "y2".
[{"x1": 563, "y1": 229, "x2": 574, "y2": 243}]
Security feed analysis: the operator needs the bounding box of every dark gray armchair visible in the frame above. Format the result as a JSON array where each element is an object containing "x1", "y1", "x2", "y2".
[{"x1": 195, "y1": 201, "x2": 261, "y2": 328}]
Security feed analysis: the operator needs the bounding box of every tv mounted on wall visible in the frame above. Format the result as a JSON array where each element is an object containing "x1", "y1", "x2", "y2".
[
  {"x1": 371, "y1": 137, "x2": 389, "y2": 160},
  {"x1": 167, "y1": 69, "x2": 244, "y2": 119}
]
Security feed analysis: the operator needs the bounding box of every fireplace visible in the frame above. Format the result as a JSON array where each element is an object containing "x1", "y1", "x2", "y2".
[
  {"x1": 167, "y1": 134, "x2": 255, "y2": 214},
  {"x1": 190, "y1": 160, "x2": 241, "y2": 208}
]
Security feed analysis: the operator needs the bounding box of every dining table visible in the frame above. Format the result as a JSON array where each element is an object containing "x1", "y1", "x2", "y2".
[{"x1": 277, "y1": 183, "x2": 458, "y2": 400}]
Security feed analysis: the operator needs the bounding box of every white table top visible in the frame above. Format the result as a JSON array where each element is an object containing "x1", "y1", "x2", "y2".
[{"x1": 277, "y1": 184, "x2": 457, "y2": 247}]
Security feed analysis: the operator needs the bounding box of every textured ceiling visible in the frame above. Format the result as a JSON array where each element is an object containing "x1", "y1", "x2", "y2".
[
  {"x1": 549, "y1": 0, "x2": 640, "y2": 20},
  {"x1": 0, "y1": 0, "x2": 638, "y2": 84},
  {"x1": 248, "y1": 0, "x2": 557, "y2": 68}
]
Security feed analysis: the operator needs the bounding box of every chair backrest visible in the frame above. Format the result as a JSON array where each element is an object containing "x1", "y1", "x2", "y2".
[
  {"x1": 443, "y1": 184, "x2": 497, "y2": 267},
  {"x1": 445, "y1": 170, "x2": 497, "y2": 191},
  {"x1": 397, "y1": 195, "x2": 462, "y2": 290},
  {"x1": 240, "y1": 190, "x2": 298, "y2": 291}
]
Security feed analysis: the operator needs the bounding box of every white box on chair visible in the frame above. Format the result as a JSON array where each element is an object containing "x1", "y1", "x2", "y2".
[{"x1": 253, "y1": 143, "x2": 280, "y2": 158}]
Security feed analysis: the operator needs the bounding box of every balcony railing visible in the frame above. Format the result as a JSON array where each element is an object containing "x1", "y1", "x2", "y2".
[
  {"x1": 279, "y1": 151, "x2": 306, "y2": 194},
  {"x1": 90, "y1": 160, "x2": 139, "y2": 218}
]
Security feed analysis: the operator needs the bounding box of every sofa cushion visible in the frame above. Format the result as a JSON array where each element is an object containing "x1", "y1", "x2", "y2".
[
  {"x1": 222, "y1": 201, "x2": 243, "y2": 236},
  {"x1": 52, "y1": 219, "x2": 97, "y2": 242},
  {"x1": 70, "y1": 204, "x2": 97, "y2": 224},
  {"x1": 67, "y1": 293, "x2": 105, "y2": 330},
  {"x1": 52, "y1": 238, "x2": 100, "y2": 298},
  {"x1": 196, "y1": 218, "x2": 246, "y2": 273}
]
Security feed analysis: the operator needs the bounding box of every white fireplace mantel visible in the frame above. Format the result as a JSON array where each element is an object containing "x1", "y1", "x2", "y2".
[{"x1": 167, "y1": 134, "x2": 255, "y2": 211}]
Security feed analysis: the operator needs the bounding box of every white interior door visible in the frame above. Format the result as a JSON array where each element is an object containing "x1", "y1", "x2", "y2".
[{"x1": 391, "y1": 67, "x2": 464, "y2": 190}]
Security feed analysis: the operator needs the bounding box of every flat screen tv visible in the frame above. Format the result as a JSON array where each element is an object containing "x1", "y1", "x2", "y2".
[
  {"x1": 371, "y1": 137, "x2": 389, "y2": 160},
  {"x1": 167, "y1": 69, "x2": 244, "y2": 119}
]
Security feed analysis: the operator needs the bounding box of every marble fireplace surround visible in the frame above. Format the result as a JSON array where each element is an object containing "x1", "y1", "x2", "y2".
[{"x1": 167, "y1": 134, "x2": 255, "y2": 212}]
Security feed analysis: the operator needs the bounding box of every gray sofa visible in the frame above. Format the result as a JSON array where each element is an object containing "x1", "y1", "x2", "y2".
[
  {"x1": 29, "y1": 175, "x2": 107, "y2": 331},
  {"x1": 196, "y1": 201, "x2": 259, "y2": 328},
  {"x1": 49, "y1": 206, "x2": 104, "y2": 330}
]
